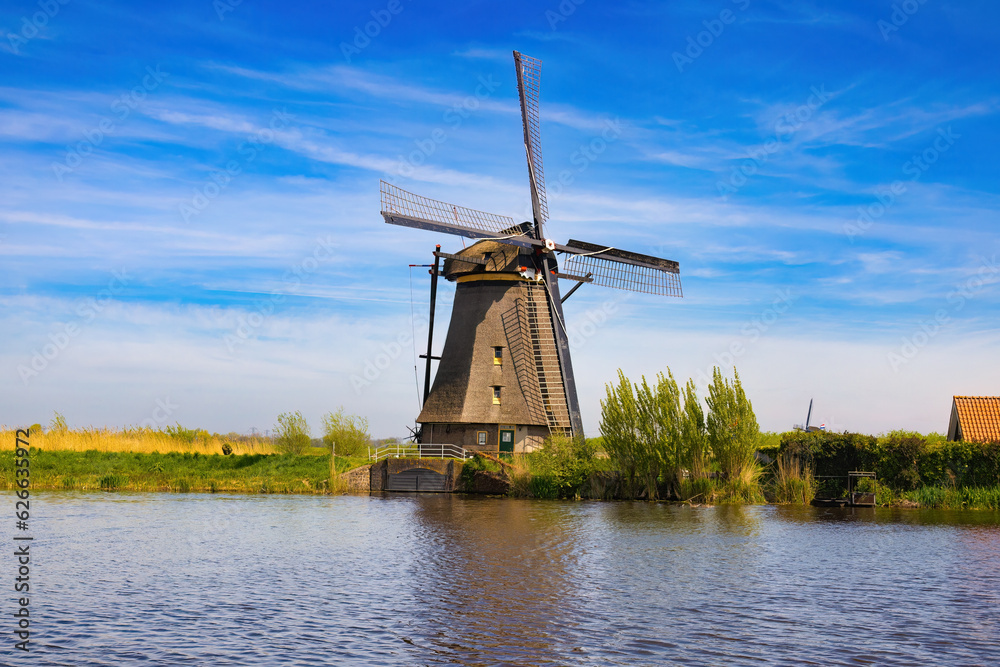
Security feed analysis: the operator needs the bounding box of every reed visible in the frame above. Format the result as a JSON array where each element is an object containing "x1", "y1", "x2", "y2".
[
  {"x1": 678, "y1": 476, "x2": 715, "y2": 503},
  {"x1": 2, "y1": 426, "x2": 279, "y2": 456},
  {"x1": 769, "y1": 453, "x2": 815, "y2": 504},
  {"x1": 716, "y1": 463, "x2": 766, "y2": 504}
]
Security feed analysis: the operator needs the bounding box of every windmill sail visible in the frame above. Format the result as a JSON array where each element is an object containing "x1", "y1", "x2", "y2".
[
  {"x1": 561, "y1": 240, "x2": 683, "y2": 297},
  {"x1": 380, "y1": 180, "x2": 535, "y2": 248},
  {"x1": 513, "y1": 51, "x2": 548, "y2": 233}
]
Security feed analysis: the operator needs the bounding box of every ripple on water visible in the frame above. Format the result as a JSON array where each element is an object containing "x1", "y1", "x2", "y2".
[{"x1": 19, "y1": 493, "x2": 1000, "y2": 665}]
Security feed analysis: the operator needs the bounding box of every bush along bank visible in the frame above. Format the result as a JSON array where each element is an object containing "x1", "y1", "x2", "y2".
[{"x1": 779, "y1": 431, "x2": 1000, "y2": 510}]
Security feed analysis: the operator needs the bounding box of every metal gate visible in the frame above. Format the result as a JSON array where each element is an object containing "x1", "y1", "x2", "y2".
[{"x1": 385, "y1": 468, "x2": 448, "y2": 492}]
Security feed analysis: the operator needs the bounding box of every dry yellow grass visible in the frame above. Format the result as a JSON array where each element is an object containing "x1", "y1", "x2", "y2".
[{"x1": 3, "y1": 426, "x2": 279, "y2": 456}]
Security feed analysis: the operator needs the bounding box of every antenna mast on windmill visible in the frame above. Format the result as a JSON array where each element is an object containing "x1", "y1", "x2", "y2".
[{"x1": 379, "y1": 51, "x2": 683, "y2": 454}]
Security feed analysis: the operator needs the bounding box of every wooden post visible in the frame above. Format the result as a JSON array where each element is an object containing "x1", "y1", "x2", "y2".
[{"x1": 423, "y1": 245, "x2": 441, "y2": 406}]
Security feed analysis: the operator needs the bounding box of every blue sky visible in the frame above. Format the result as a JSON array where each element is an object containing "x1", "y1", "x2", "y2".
[{"x1": 1, "y1": 0, "x2": 998, "y2": 437}]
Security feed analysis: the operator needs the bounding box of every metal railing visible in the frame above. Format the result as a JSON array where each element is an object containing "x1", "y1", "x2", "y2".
[{"x1": 369, "y1": 443, "x2": 471, "y2": 462}]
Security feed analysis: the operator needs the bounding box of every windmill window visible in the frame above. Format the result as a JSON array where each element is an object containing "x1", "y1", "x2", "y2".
[
  {"x1": 477, "y1": 431, "x2": 487, "y2": 446},
  {"x1": 493, "y1": 386, "x2": 501, "y2": 404},
  {"x1": 493, "y1": 347, "x2": 503, "y2": 365}
]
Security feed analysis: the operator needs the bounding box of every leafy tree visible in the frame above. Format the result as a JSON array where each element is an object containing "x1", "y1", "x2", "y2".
[
  {"x1": 601, "y1": 369, "x2": 686, "y2": 500},
  {"x1": 600, "y1": 370, "x2": 643, "y2": 498},
  {"x1": 322, "y1": 408, "x2": 370, "y2": 458},
  {"x1": 705, "y1": 367, "x2": 760, "y2": 481},
  {"x1": 680, "y1": 379, "x2": 708, "y2": 478},
  {"x1": 636, "y1": 371, "x2": 684, "y2": 497},
  {"x1": 274, "y1": 411, "x2": 311, "y2": 455}
]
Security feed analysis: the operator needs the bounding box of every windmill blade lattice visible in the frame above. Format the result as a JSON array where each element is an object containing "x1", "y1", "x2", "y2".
[
  {"x1": 561, "y1": 240, "x2": 683, "y2": 297},
  {"x1": 514, "y1": 51, "x2": 548, "y2": 228},
  {"x1": 380, "y1": 180, "x2": 531, "y2": 242}
]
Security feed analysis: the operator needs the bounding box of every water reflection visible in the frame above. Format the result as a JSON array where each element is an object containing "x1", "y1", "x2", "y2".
[
  {"x1": 26, "y1": 493, "x2": 1000, "y2": 666},
  {"x1": 403, "y1": 495, "x2": 589, "y2": 664}
]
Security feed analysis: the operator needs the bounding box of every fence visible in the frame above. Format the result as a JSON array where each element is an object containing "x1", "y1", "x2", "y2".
[{"x1": 369, "y1": 443, "x2": 471, "y2": 461}]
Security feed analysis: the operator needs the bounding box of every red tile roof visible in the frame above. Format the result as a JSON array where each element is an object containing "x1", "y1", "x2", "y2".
[{"x1": 953, "y1": 396, "x2": 1000, "y2": 443}]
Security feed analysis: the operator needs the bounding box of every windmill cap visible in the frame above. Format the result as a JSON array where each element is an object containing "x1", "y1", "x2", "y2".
[{"x1": 442, "y1": 240, "x2": 556, "y2": 281}]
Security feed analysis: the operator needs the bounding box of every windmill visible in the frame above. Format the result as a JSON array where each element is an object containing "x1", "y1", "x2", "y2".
[
  {"x1": 379, "y1": 51, "x2": 682, "y2": 454},
  {"x1": 794, "y1": 398, "x2": 826, "y2": 432}
]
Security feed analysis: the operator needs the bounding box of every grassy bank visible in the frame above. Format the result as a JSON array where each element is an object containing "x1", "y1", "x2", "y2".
[{"x1": 1, "y1": 448, "x2": 368, "y2": 494}]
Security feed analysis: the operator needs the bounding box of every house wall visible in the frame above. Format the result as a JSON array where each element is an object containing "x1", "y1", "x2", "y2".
[{"x1": 422, "y1": 422, "x2": 550, "y2": 453}]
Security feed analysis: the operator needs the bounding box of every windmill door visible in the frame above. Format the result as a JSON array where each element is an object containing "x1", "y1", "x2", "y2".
[{"x1": 499, "y1": 428, "x2": 515, "y2": 454}]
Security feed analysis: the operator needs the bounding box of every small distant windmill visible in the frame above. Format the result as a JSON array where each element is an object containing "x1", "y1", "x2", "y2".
[
  {"x1": 380, "y1": 51, "x2": 683, "y2": 453},
  {"x1": 794, "y1": 399, "x2": 826, "y2": 433}
]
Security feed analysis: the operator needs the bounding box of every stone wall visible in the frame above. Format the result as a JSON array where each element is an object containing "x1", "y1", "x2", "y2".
[
  {"x1": 370, "y1": 460, "x2": 386, "y2": 492},
  {"x1": 340, "y1": 464, "x2": 372, "y2": 492}
]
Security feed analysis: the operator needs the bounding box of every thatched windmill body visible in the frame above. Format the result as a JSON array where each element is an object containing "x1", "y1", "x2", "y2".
[{"x1": 380, "y1": 52, "x2": 682, "y2": 453}]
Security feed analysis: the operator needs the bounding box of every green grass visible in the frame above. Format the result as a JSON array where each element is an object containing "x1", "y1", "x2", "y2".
[
  {"x1": 903, "y1": 485, "x2": 1000, "y2": 510},
  {"x1": 1, "y1": 448, "x2": 369, "y2": 494}
]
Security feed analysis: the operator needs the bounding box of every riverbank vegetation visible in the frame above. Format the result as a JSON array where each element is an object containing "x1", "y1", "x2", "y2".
[
  {"x1": 460, "y1": 366, "x2": 1000, "y2": 510},
  {"x1": 0, "y1": 448, "x2": 370, "y2": 494},
  {"x1": 7, "y1": 387, "x2": 1000, "y2": 509},
  {"x1": 779, "y1": 430, "x2": 1000, "y2": 510}
]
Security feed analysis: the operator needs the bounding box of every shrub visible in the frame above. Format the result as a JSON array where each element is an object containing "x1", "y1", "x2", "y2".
[
  {"x1": 877, "y1": 431, "x2": 925, "y2": 490},
  {"x1": 321, "y1": 408, "x2": 371, "y2": 458},
  {"x1": 780, "y1": 431, "x2": 879, "y2": 478},
  {"x1": 533, "y1": 434, "x2": 602, "y2": 498},
  {"x1": 164, "y1": 424, "x2": 212, "y2": 443},
  {"x1": 274, "y1": 411, "x2": 311, "y2": 455}
]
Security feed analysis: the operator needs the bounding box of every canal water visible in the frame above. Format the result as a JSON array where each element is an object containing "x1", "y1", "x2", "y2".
[{"x1": 12, "y1": 493, "x2": 1000, "y2": 665}]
